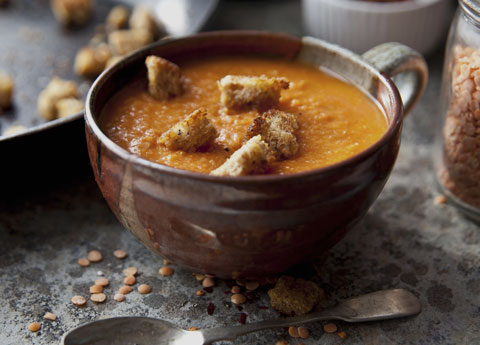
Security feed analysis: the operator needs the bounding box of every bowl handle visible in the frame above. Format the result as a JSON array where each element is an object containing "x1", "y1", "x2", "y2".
[{"x1": 362, "y1": 42, "x2": 428, "y2": 116}]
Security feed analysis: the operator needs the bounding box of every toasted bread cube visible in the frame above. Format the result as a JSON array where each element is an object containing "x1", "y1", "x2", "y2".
[
  {"x1": 37, "y1": 77, "x2": 79, "y2": 121},
  {"x1": 108, "y1": 29, "x2": 153, "y2": 56},
  {"x1": 0, "y1": 73, "x2": 14, "y2": 110},
  {"x1": 50, "y1": 0, "x2": 93, "y2": 26},
  {"x1": 129, "y1": 5, "x2": 162, "y2": 39},
  {"x1": 56, "y1": 97, "x2": 84, "y2": 118},
  {"x1": 145, "y1": 55, "x2": 182, "y2": 100},
  {"x1": 158, "y1": 108, "x2": 217, "y2": 152},
  {"x1": 245, "y1": 109, "x2": 299, "y2": 160},
  {"x1": 106, "y1": 5, "x2": 129, "y2": 31},
  {"x1": 210, "y1": 135, "x2": 269, "y2": 177},
  {"x1": 74, "y1": 44, "x2": 111, "y2": 78},
  {"x1": 218, "y1": 75, "x2": 290, "y2": 111},
  {"x1": 2, "y1": 124, "x2": 27, "y2": 137}
]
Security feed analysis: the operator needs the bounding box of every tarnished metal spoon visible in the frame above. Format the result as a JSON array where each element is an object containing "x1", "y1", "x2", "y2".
[{"x1": 61, "y1": 289, "x2": 420, "y2": 345}]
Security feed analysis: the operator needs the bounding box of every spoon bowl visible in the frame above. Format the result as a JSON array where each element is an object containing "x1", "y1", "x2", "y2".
[{"x1": 62, "y1": 289, "x2": 421, "y2": 345}]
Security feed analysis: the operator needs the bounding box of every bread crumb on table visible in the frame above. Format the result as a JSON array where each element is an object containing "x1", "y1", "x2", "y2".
[
  {"x1": 74, "y1": 44, "x2": 111, "y2": 78},
  {"x1": 129, "y1": 5, "x2": 162, "y2": 39},
  {"x1": 37, "y1": 76, "x2": 80, "y2": 121},
  {"x1": 217, "y1": 75, "x2": 289, "y2": 111},
  {"x1": 106, "y1": 5, "x2": 129, "y2": 31},
  {"x1": 108, "y1": 29, "x2": 153, "y2": 56},
  {"x1": 268, "y1": 275, "x2": 324, "y2": 316},
  {"x1": 0, "y1": 72, "x2": 14, "y2": 110},
  {"x1": 50, "y1": 0, "x2": 93, "y2": 26}
]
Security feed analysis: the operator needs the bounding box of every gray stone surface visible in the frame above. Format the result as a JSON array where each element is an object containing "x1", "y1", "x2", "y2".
[{"x1": 1, "y1": 1, "x2": 480, "y2": 345}]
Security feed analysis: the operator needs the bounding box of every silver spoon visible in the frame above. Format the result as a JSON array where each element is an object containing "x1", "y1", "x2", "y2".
[{"x1": 61, "y1": 289, "x2": 420, "y2": 345}]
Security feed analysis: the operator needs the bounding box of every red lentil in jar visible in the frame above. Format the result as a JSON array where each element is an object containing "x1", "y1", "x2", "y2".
[{"x1": 436, "y1": 0, "x2": 480, "y2": 220}]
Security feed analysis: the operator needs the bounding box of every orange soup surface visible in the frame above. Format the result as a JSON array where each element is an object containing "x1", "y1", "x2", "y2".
[{"x1": 100, "y1": 56, "x2": 387, "y2": 174}]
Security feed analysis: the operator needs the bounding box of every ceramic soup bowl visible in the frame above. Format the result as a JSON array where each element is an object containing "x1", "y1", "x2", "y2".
[{"x1": 85, "y1": 31, "x2": 427, "y2": 278}]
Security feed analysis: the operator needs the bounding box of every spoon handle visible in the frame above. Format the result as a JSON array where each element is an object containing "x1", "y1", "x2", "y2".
[{"x1": 200, "y1": 288, "x2": 421, "y2": 344}]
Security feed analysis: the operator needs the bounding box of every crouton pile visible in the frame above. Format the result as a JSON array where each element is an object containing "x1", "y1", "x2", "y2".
[{"x1": 145, "y1": 55, "x2": 299, "y2": 177}]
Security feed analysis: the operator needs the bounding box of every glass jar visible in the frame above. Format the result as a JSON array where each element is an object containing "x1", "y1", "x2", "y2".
[{"x1": 435, "y1": 0, "x2": 480, "y2": 221}]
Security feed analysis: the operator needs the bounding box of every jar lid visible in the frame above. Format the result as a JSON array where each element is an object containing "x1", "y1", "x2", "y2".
[{"x1": 461, "y1": 0, "x2": 480, "y2": 23}]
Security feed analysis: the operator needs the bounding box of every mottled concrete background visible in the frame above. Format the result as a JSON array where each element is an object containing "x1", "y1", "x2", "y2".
[{"x1": 1, "y1": 1, "x2": 479, "y2": 345}]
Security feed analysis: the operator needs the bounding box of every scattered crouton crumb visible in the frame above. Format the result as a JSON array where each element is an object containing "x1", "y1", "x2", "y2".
[
  {"x1": 217, "y1": 75, "x2": 289, "y2": 111},
  {"x1": 434, "y1": 195, "x2": 447, "y2": 205},
  {"x1": 74, "y1": 44, "x2": 111, "y2": 78},
  {"x1": 56, "y1": 97, "x2": 84, "y2": 118},
  {"x1": 211, "y1": 135, "x2": 269, "y2": 176},
  {"x1": 37, "y1": 77, "x2": 79, "y2": 121},
  {"x1": 323, "y1": 323, "x2": 337, "y2": 333},
  {"x1": 51, "y1": 0, "x2": 93, "y2": 26},
  {"x1": 145, "y1": 55, "x2": 182, "y2": 100},
  {"x1": 268, "y1": 276, "x2": 324, "y2": 316},
  {"x1": 129, "y1": 5, "x2": 162, "y2": 39},
  {"x1": 108, "y1": 29, "x2": 153, "y2": 56},
  {"x1": 0, "y1": 72, "x2": 14, "y2": 110},
  {"x1": 245, "y1": 109, "x2": 299, "y2": 160},
  {"x1": 44, "y1": 312, "x2": 57, "y2": 321},
  {"x1": 158, "y1": 108, "x2": 217, "y2": 152},
  {"x1": 106, "y1": 5, "x2": 129, "y2": 31}
]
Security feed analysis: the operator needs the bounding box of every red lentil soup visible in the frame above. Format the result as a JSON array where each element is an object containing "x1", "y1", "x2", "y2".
[{"x1": 100, "y1": 56, "x2": 387, "y2": 175}]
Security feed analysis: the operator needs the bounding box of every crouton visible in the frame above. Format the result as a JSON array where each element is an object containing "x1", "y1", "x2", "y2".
[
  {"x1": 74, "y1": 44, "x2": 111, "y2": 78},
  {"x1": 145, "y1": 55, "x2": 182, "y2": 100},
  {"x1": 217, "y1": 75, "x2": 290, "y2": 111},
  {"x1": 210, "y1": 135, "x2": 269, "y2": 177},
  {"x1": 37, "y1": 77, "x2": 79, "y2": 121},
  {"x1": 50, "y1": 0, "x2": 93, "y2": 26},
  {"x1": 0, "y1": 73, "x2": 14, "y2": 110},
  {"x1": 158, "y1": 108, "x2": 217, "y2": 152},
  {"x1": 129, "y1": 5, "x2": 162, "y2": 39},
  {"x1": 106, "y1": 5, "x2": 129, "y2": 31},
  {"x1": 108, "y1": 29, "x2": 153, "y2": 56},
  {"x1": 2, "y1": 124, "x2": 27, "y2": 137},
  {"x1": 268, "y1": 276, "x2": 324, "y2": 316},
  {"x1": 245, "y1": 109, "x2": 299, "y2": 160},
  {"x1": 56, "y1": 97, "x2": 84, "y2": 118}
]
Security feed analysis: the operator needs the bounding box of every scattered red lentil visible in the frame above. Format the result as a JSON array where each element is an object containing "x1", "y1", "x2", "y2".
[
  {"x1": 123, "y1": 266, "x2": 138, "y2": 277},
  {"x1": 324, "y1": 323, "x2": 337, "y2": 333},
  {"x1": 91, "y1": 293, "x2": 107, "y2": 303},
  {"x1": 231, "y1": 293, "x2": 247, "y2": 305},
  {"x1": 231, "y1": 285, "x2": 241, "y2": 294},
  {"x1": 202, "y1": 277, "x2": 215, "y2": 288},
  {"x1": 207, "y1": 302, "x2": 215, "y2": 315},
  {"x1": 77, "y1": 258, "x2": 90, "y2": 267},
  {"x1": 90, "y1": 285, "x2": 103, "y2": 294},
  {"x1": 189, "y1": 326, "x2": 198, "y2": 331},
  {"x1": 298, "y1": 327, "x2": 309, "y2": 339},
  {"x1": 28, "y1": 322, "x2": 41, "y2": 332},
  {"x1": 236, "y1": 279, "x2": 246, "y2": 286},
  {"x1": 275, "y1": 341, "x2": 288, "y2": 345},
  {"x1": 87, "y1": 250, "x2": 103, "y2": 262},
  {"x1": 114, "y1": 293, "x2": 125, "y2": 302},
  {"x1": 337, "y1": 331, "x2": 347, "y2": 339},
  {"x1": 288, "y1": 326, "x2": 299, "y2": 338},
  {"x1": 163, "y1": 259, "x2": 170, "y2": 265},
  {"x1": 113, "y1": 249, "x2": 127, "y2": 259},
  {"x1": 159, "y1": 266, "x2": 174, "y2": 276},
  {"x1": 72, "y1": 295, "x2": 86, "y2": 306},
  {"x1": 196, "y1": 290, "x2": 205, "y2": 296},
  {"x1": 138, "y1": 284, "x2": 151, "y2": 294},
  {"x1": 119, "y1": 285, "x2": 133, "y2": 294},
  {"x1": 44, "y1": 312, "x2": 56, "y2": 321},
  {"x1": 95, "y1": 278, "x2": 110, "y2": 287},
  {"x1": 194, "y1": 273, "x2": 205, "y2": 281},
  {"x1": 124, "y1": 275, "x2": 136, "y2": 285}
]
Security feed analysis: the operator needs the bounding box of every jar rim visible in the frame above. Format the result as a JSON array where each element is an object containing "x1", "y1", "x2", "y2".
[{"x1": 460, "y1": 0, "x2": 480, "y2": 23}]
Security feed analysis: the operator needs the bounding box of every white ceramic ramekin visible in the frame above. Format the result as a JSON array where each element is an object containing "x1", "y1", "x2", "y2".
[{"x1": 302, "y1": 0, "x2": 456, "y2": 56}]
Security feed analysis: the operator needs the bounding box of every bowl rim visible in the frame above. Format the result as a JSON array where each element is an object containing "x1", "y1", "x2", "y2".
[
  {"x1": 309, "y1": 0, "x2": 447, "y2": 13},
  {"x1": 85, "y1": 30, "x2": 403, "y2": 184}
]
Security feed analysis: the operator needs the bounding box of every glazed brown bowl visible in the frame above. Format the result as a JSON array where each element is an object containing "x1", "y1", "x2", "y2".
[{"x1": 85, "y1": 31, "x2": 427, "y2": 278}]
